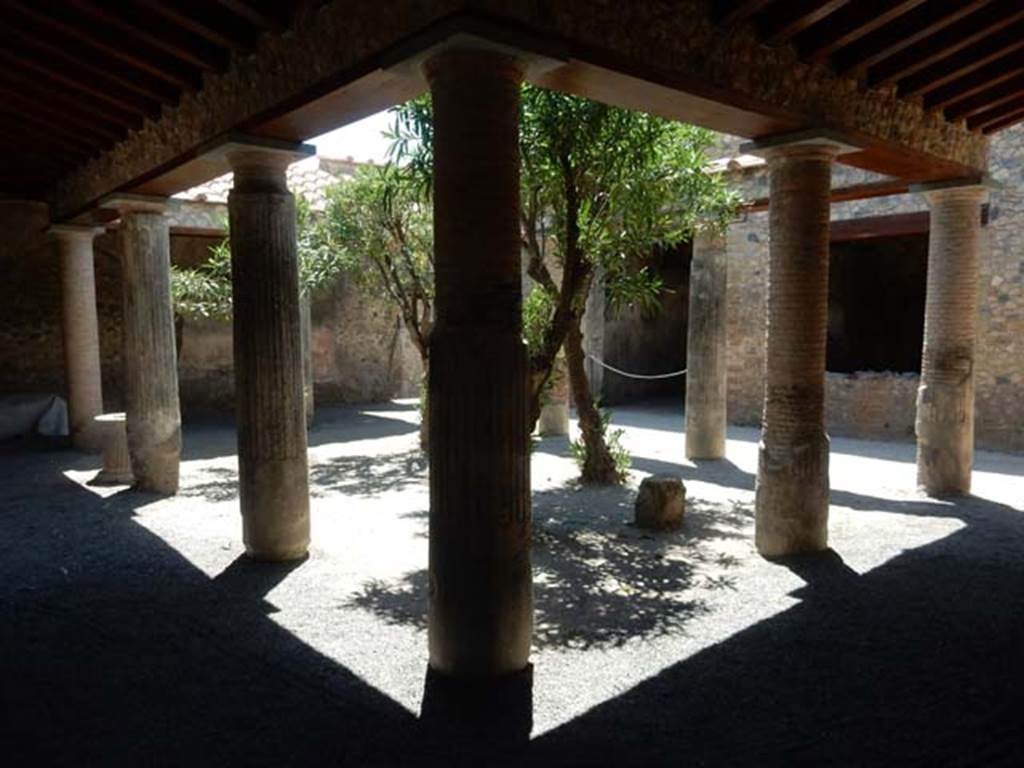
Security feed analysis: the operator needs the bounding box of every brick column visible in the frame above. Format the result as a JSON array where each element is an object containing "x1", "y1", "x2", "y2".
[
  {"x1": 106, "y1": 196, "x2": 181, "y2": 494},
  {"x1": 50, "y1": 225, "x2": 105, "y2": 452},
  {"x1": 744, "y1": 134, "x2": 854, "y2": 557},
  {"x1": 424, "y1": 49, "x2": 532, "y2": 680},
  {"x1": 685, "y1": 227, "x2": 728, "y2": 459},
  {"x1": 915, "y1": 181, "x2": 988, "y2": 496},
  {"x1": 227, "y1": 148, "x2": 310, "y2": 561}
]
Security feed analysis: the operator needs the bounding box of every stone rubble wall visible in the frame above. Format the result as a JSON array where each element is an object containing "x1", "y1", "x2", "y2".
[
  {"x1": 0, "y1": 219, "x2": 421, "y2": 417},
  {"x1": 723, "y1": 125, "x2": 1024, "y2": 453}
]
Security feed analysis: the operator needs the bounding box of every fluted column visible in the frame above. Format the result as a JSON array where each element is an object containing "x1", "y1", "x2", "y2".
[
  {"x1": 915, "y1": 181, "x2": 988, "y2": 496},
  {"x1": 424, "y1": 49, "x2": 531, "y2": 679},
  {"x1": 685, "y1": 228, "x2": 728, "y2": 459},
  {"x1": 108, "y1": 196, "x2": 181, "y2": 494},
  {"x1": 227, "y1": 148, "x2": 310, "y2": 561},
  {"x1": 749, "y1": 137, "x2": 849, "y2": 557},
  {"x1": 50, "y1": 225, "x2": 106, "y2": 452}
]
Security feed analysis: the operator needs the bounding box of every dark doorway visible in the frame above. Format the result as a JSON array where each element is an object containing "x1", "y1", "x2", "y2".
[
  {"x1": 600, "y1": 241, "x2": 691, "y2": 405},
  {"x1": 827, "y1": 232, "x2": 928, "y2": 374}
]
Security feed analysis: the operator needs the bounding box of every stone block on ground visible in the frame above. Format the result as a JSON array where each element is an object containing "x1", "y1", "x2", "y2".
[{"x1": 635, "y1": 475, "x2": 686, "y2": 531}]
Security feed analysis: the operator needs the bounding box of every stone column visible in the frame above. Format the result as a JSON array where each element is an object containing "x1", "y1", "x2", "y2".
[
  {"x1": 424, "y1": 49, "x2": 532, "y2": 680},
  {"x1": 746, "y1": 135, "x2": 853, "y2": 557},
  {"x1": 50, "y1": 225, "x2": 106, "y2": 452},
  {"x1": 107, "y1": 196, "x2": 181, "y2": 494},
  {"x1": 227, "y1": 148, "x2": 310, "y2": 561},
  {"x1": 915, "y1": 181, "x2": 988, "y2": 496},
  {"x1": 685, "y1": 228, "x2": 728, "y2": 459},
  {"x1": 299, "y1": 290, "x2": 314, "y2": 428}
]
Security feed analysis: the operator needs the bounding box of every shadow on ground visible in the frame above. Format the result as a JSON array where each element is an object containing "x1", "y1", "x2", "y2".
[
  {"x1": 352, "y1": 482, "x2": 751, "y2": 650},
  {"x1": 3, "y1": 408, "x2": 1024, "y2": 766}
]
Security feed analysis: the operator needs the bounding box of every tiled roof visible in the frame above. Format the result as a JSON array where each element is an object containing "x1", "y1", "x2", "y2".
[{"x1": 173, "y1": 155, "x2": 372, "y2": 211}]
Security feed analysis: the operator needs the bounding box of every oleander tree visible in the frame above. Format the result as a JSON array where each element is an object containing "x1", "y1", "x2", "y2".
[{"x1": 387, "y1": 87, "x2": 737, "y2": 483}]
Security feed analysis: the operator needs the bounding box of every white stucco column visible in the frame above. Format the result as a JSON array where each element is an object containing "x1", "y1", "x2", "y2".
[{"x1": 50, "y1": 224, "x2": 106, "y2": 452}]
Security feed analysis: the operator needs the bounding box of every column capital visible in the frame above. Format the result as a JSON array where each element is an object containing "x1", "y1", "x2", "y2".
[
  {"x1": 408, "y1": 32, "x2": 561, "y2": 84},
  {"x1": 99, "y1": 193, "x2": 169, "y2": 217},
  {"x1": 422, "y1": 46, "x2": 526, "y2": 86},
  {"x1": 911, "y1": 175, "x2": 997, "y2": 204},
  {"x1": 48, "y1": 223, "x2": 105, "y2": 244},
  {"x1": 221, "y1": 139, "x2": 313, "y2": 195},
  {"x1": 741, "y1": 129, "x2": 862, "y2": 162}
]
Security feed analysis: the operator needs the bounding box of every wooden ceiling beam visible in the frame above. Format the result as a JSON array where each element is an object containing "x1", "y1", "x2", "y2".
[
  {"x1": 981, "y1": 106, "x2": 1024, "y2": 133},
  {"x1": 945, "y1": 74, "x2": 1024, "y2": 121},
  {"x1": 0, "y1": 69, "x2": 142, "y2": 132},
  {"x1": 5, "y1": 0, "x2": 200, "y2": 90},
  {"x1": 68, "y1": 0, "x2": 229, "y2": 73},
  {"x1": 968, "y1": 95, "x2": 1024, "y2": 130},
  {"x1": 0, "y1": 47, "x2": 157, "y2": 119},
  {"x1": 834, "y1": 0, "x2": 993, "y2": 75},
  {"x1": 868, "y1": 2, "x2": 1024, "y2": 87},
  {"x1": 0, "y1": 127, "x2": 84, "y2": 167},
  {"x1": 0, "y1": 20, "x2": 178, "y2": 106},
  {"x1": 897, "y1": 22, "x2": 1024, "y2": 98},
  {"x1": 215, "y1": 0, "x2": 286, "y2": 33},
  {"x1": 923, "y1": 52, "x2": 1024, "y2": 111},
  {"x1": 0, "y1": 85, "x2": 124, "y2": 144},
  {"x1": 760, "y1": 0, "x2": 852, "y2": 46},
  {"x1": 0, "y1": 106, "x2": 98, "y2": 158},
  {"x1": 799, "y1": 0, "x2": 926, "y2": 63},
  {"x1": 134, "y1": 0, "x2": 257, "y2": 53}
]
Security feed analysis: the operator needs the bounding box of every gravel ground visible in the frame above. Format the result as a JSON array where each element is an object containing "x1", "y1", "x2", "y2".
[{"x1": 1, "y1": 400, "x2": 1022, "y2": 766}]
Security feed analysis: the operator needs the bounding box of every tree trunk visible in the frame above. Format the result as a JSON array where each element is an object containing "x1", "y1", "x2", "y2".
[
  {"x1": 418, "y1": 361, "x2": 429, "y2": 452},
  {"x1": 565, "y1": 315, "x2": 622, "y2": 484}
]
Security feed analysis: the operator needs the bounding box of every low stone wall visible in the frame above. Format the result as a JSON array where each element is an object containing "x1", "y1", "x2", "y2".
[
  {"x1": 825, "y1": 372, "x2": 918, "y2": 442},
  {"x1": 176, "y1": 280, "x2": 422, "y2": 413}
]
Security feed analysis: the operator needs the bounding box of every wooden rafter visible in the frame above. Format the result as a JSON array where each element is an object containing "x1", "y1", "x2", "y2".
[
  {"x1": 215, "y1": 0, "x2": 285, "y2": 33},
  {"x1": 0, "y1": 68, "x2": 140, "y2": 132},
  {"x1": 923, "y1": 52, "x2": 1024, "y2": 111},
  {"x1": 945, "y1": 74, "x2": 1024, "y2": 121},
  {"x1": 0, "y1": 18, "x2": 178, "y2": 106},
  {"x1": 714, "y1": 0, "x2": 777, "y2": 28},
  {"x1": 868, "y1": 2, "x2": 1024, "y2": 87},
  {"x1": 799, "y1": 0, "x2": 926, "y2": 63},
  {"x1": 134, "y1": 0, "x2": 256, "y2": 53},
  {"x1": 897, "y1": 21, "x2": 1024, "y2": 98},
  {"x1": 833, "y1": 0, "x2": 993, "y2": 75},
  {"x1": 0, "y1": 84, "x2": 124, "y2": 144},
  {"x1": 68, "y1": 0, "x2": 228, "y2": 73},
  {"x1": 760, "y1": 0, "x2": 852, "y2": 46},
  {"x1": 981, "y1": 106, "x2": 1024, "y2": 133},
  {"x1": 0, "y1": 46, "x2": 154, "y2": 119},
  {"x1": 4, "y1": 0, "x2": 200, "y2": 90},
  {"x1": 968, "y1": 95, "x2": 1024, "y2": 130}
]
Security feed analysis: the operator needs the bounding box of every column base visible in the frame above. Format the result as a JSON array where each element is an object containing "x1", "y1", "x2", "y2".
[
  {"x1": 128, "y1": 428, "x2": 181, "y2": 495},
  {"x1": 754, "y1": 434, "x2": 830, "y2": 556},
  {"x1": 684, "y1": 420, "x2": 727, "y2": 461},
  {"x1": 420, "y1": 663, "x2": 533, "y2": 746},
  {"x1": 71, "y1": 426, "x2": 106, "y2": 455},
  {"x1": 538, "y1": 402, "x2": 569, "y2": 436},
  {"x1": 241, "y1": 457, "x2": 310, "y2": 562},
  {"x1": 915, "y1": 382, "x2": 972, "y2": 497},
  {"x1": 88, "y1": 470, "x2": 135, "y2": 487}
]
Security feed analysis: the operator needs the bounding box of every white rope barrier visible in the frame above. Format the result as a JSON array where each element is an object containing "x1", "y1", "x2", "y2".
[{"x1": 586, "y1": 353, "x2": 687, "y2": 380}]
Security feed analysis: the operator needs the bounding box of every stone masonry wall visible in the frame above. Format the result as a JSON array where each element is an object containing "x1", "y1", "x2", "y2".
[
  {"x1": 0, "y1": 223, "x2": 421, "y2": 420},
  {"x1": 722, "y1": 125, "x2": 1024, "y2": 453}
]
